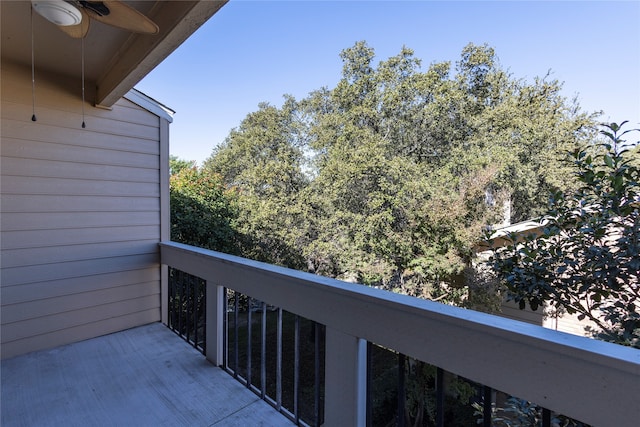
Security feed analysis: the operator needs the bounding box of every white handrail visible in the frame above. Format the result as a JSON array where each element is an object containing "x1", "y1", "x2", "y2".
[{"x1": 160, "y1": 241, "x2": 640, "y2": 427}]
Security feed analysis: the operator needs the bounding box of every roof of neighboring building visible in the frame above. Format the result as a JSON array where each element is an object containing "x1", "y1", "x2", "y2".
[{"x1": 475, "y1": 218, "x2": 548, "y2": 253}]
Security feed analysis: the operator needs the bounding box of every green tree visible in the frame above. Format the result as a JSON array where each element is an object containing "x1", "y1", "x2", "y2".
[
  {"x1": 204, "y1": 41, "x2": 596, "y2": 305},
  {"x1": 203, "y1": 98, "x2": 310, "y2": 268},
  {"x1": 297, "y1": 42, "x2": 593, "y2": 302},
  {"x1": 489, "y1": 122, "x2": 640, "y2": 347},
  {"x1": 169, "y1": 155, "x2": 196, "y2": 176},
  {"x1": 170, "y1": 162, "x2": 239, "y2": 254}
]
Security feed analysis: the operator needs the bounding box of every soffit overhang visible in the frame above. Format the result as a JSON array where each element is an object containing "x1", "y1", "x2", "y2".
[{"x1": 1, "y1": 1, "x2": 227, "y2": 107}]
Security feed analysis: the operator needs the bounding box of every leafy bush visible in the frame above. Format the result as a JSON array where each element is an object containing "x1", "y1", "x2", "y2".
[
  {"x1": 170, "y1": 163, "x2": 239, "y2": 254},
  {"x1": 489, "y1": 122, "x2": 639, "y2": 347}
]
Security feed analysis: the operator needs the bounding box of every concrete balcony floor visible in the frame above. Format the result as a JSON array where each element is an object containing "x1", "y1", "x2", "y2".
[{"x1": 1, "y1": 323, "x2": 292, "y2": 427}]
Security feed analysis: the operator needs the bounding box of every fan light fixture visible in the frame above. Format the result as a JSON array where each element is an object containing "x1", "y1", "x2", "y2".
[{"x1": 32, "y1": 1, "x2": 82, "y2": 27}]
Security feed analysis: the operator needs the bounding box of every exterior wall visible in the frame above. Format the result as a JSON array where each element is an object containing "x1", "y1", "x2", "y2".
[
  {"x1": 478, "y1": 227, "x2": 596, "y2": 338},
  {"x1": 500, "y1": 294, "x2": 599, "y2": 337},
  {"x1": 501, "y1": 297, "x2": 598, "y2": 338},
  {"x1": 499, "y1": 300, "x2": 545, "y2": 325},
  {"x1": 543, "y1": 310, "x2": 597, "y2": 337},
  {"x1": 1, "y1": 62, "x2": 165, "y2": 359}
]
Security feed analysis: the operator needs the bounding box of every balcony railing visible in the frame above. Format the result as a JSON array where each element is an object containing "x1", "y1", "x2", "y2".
[
  {"x1": 160, "y1": 241, "x2": 640, "y2": 427},
  {"x1": 167, "y1": 267, "x2": 206, "y2": 353},
  {"x1": 168, "y1": 269, "x2": 325, "y2": 425}
]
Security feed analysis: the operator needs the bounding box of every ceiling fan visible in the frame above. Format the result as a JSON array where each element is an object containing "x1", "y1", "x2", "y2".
[
  {"x1": 31, "y1": 0, "x2": 159, "y2": 38},
  {"x1": 28, "y1": 1, "x2": 159, "y2": 128}
]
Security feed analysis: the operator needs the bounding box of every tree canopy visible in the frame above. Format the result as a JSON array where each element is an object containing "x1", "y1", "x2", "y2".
[
  {"x1": 170, "y1": 157, "x2": 238, "y2": 254},
  {"x1": 197, "y1": 41, "x2": 596, "y2": 305}
]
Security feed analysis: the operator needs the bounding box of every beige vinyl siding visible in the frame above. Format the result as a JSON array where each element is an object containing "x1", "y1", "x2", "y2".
[
  {"x1": 502, "y1": 300, "x2": 595, "y2": 338},
  {"x1": 499, "y1": 300, "x2": 545, "y2": 326},
  {"x1": 544, "y1": 311, "x2": 596, "y2": 338},
  {"x1": 1, "y1": 62, "x2": 165, "y2": 359}
]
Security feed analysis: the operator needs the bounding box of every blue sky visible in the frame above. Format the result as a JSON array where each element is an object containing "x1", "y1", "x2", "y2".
[{"x1": 136, "y1": 1, "x2": 640, "y2": 164}]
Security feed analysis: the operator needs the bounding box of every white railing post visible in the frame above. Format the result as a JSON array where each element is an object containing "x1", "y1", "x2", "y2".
[
  {"x1": 205, "y1": 282, "x2": 224, "y2": 366},
  {"x1": 323, "y1": 327, "x2": 367, "y2": 426}
]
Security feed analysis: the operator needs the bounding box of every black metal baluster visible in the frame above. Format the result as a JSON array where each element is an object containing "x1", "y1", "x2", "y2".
[
  {"x1": 184, "y1": 272, "x2": 189, "y2": 338},
  {"x1": 247, "y1": 297, "x2": 253, "y2": 388},
  {"x1": 174, "y1": 269, "x2": 179, "y2": 332},
  {"x1": 261, "y1": 301, "x2": 267, "y2": 400},
  {"x1": 294, "y1": 315, "x2": 300, "y2": 423},
  {"x1": 178, "y1": 270, "x2": 184, "y2": 338},
  {"x1": 223, "y1": 288, "x2": 228, "y2": 369},
  {"x1": 366, "y1": 342, "x2": 372, "y2": 427},
  {"x1": 191, "y1": 274, "x2": 197, "y2": 346},
  {"x1": 314, "y1": 322, "x2": 321, "y2": 427},
  {"x1": 234, "y1": 291, "x2": 239, "y2": 379},
  {"x1": 276, "y1": 307, "x2": 283, "y2": 411},
  {"x1": 172, "y1": 269, "x2": 177, "y2": 333},
  {"x1": 542, "y1": 408, "x2": 551, "y2": 427},
  {"x1": 200, "y1": 278, "x2": 206, "y2": 353},
  {"x1": 168, "y1": 268, "x2": 174, "y2": 331},
  {"x1": 194, "y1": 276, "x2": 199, "y2": 350},
  {"x1": 435, "y1": 367, "x2": 444, "y2": 427},
  {"x1": 397, "y1": 353, "x2": 406, "y2": 427},
  {"x1": 186, "y1": 273, "x2": 191, "y2": 343},
  {"x1": 483, "y1": 385, "x2": 492, "y2": 427},
  {"x1": 186, "y1": 272, "x2": 192, "y2": 342}
]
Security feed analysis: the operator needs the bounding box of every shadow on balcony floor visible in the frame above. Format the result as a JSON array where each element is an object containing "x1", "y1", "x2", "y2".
[{"x1": 1, "y1": 322, "x2": 292, "y2": 427}]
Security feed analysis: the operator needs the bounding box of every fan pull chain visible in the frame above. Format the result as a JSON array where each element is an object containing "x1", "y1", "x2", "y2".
[
  {"x1": 31, "y1": 4, "x2": 37, "y2": 122},
  {"x1": 81, "y1": 35, "x2": 86, "y2": 129}
]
